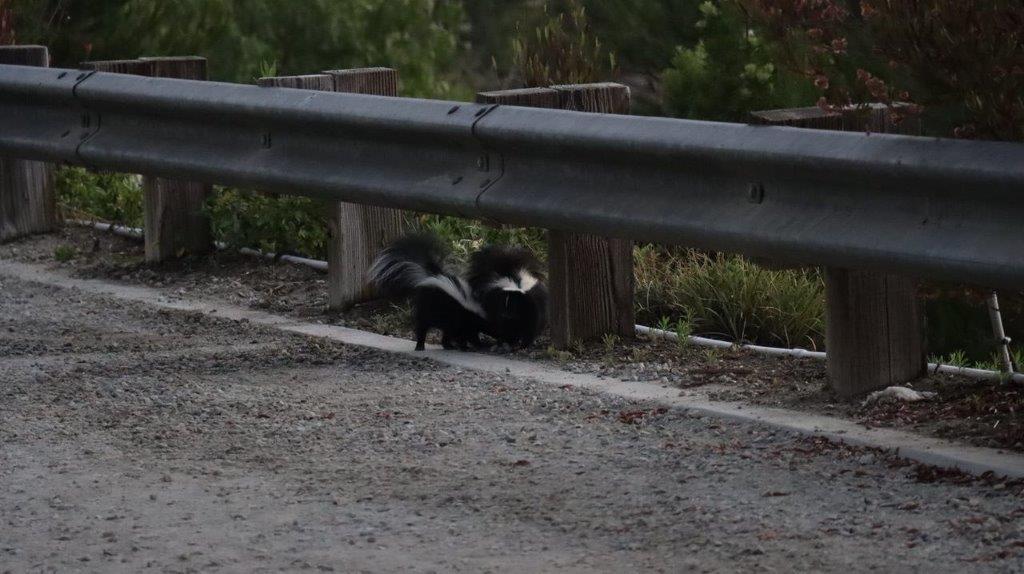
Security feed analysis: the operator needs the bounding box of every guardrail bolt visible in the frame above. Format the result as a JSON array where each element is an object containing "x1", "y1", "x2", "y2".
[
  {"x1": 81, "y1": 113, "x2": 91, "y2": 128},
  {"x1": 477, "y1": 154, "x2": 489, "y2": 172},
  {"x1": 261, "y1": 133, "x2": 272, "y2": 149},
  {"x1": 748, "y1": 182, "x2": 765, "y2": 204}
]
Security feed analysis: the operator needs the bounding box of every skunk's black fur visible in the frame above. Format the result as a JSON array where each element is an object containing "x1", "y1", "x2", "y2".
[
  {"x1": 467, "y1": 245, "x2": 548, "y2": 349},
  {"x1": 368, "y1": 233, "x2": 487, "y2": 351}
]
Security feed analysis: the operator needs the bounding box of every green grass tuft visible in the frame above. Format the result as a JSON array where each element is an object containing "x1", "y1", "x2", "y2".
[
  {"x1": 634, "y1": 245, "x2": 824, "y2": 349},
  {"x1": 53, "y1": 245, "x2": 77, "y2": 262}
]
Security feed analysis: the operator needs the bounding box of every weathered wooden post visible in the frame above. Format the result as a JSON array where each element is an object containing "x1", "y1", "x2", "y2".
[
  {"x1": 323, "y1": 68, "x2": 405, "y2": 310},
  {"x1": 81, "y1": 57, "x2": 212, "y2": 261},
  {"x1": 258, "y1": 68, "x2": 405, "y2": 310},
  {"x1": 256, "y1": 74, "x2": 334, "y2": 90},
  {"x1": 751, "y1": 104, "x2": 926, "y2": 397},
  {"x1": 476, "y1": 83, "x2": 636, "y2": 348},
  {"x1": 0, "y1": 45, "x2": 58, "y2": 241}
]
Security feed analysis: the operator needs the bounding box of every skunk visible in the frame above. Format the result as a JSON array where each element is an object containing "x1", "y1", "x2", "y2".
[
  {"x1": 368, "y1": 233, "x2": 487, "y2": 351},
  {"x1": 467, "y1": 245, "x2": 548, "y2": 349}
]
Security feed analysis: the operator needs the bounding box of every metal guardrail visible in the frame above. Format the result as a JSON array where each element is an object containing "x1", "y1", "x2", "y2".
[{"x1": 2, "y1": 64, "x2": 1023, "y2": 288}]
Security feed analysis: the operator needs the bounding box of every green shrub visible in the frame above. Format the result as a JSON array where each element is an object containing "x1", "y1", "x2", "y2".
[
  {"x1": 204, "y1": 189, "x2": 328, "y2": 259},
  {"x1": 15, "y1": 0, "x2": 467, "y2": 99},
  {"x1": 56, "y1": 167, "x2": 143, "y2": 227},
  {"x1": 660, "y1": 1, "x2": 814, "y2": 121}
]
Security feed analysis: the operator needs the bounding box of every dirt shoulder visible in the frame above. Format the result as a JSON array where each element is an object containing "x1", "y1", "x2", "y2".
[{"x1": 4, "y1": 226, "x2": 1023, "y2": 456}]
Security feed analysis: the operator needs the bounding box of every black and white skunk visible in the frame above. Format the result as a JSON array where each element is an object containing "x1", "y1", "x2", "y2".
[
  {"x1": 368, "y1": 233, "x2": 488, "y2": 351},
  {"x1": 467, "y1": 245, "x2": 548, "y2": 349}
]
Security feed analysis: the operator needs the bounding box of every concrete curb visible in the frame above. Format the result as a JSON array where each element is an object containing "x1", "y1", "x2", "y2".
[{"x1": 3, "y1": 258, "x2": 1023, "y2": 479}]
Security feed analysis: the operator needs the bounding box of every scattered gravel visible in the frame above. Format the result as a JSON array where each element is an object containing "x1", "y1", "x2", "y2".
[{"x1": 3, "y1": 242, "x2": 1024, "y2": 570}]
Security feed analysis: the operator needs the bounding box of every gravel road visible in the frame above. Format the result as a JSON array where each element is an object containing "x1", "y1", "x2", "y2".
[{"x1": 2, "y1": 272, "x2": 1024, "y2": 573}]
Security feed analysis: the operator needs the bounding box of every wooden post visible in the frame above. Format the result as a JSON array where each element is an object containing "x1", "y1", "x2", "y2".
[
  {"x1": 79, "y1": 58, "x2": 153, "y2": 75},
  {"x1": 0, "y1": 45, "x2": 58, "y2": 242},
  {"x1": 258, "y1": 69, "x2": 405, "y2": 310},
  {"x1": 476, "y1": 83, "x2": 636, "y2": 348},
  {"x1": 256, "y1": 74, "x2": 334, "y2": 90},
  {"x1": 324, "y1": 68, "x2": 405, "y2": 310},
  {"x1": 82, "y1": 57, "x2": 212, "y2": 262},
  {"x1": 752, "y1": 104, "x2": 925, "y2": 397},
  {"x1": 324, "y1": 67, "x2": 398, "y2": 95}
]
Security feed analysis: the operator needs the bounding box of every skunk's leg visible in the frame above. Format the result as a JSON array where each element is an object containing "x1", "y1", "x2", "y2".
[{"x1": 414, "y1": 325, "x2": 428, "y2": 351}]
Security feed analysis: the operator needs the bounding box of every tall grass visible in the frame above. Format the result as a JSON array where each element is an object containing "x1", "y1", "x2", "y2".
[{"x1": 634, "y1": 244, "x2": 825, "y2": 349}]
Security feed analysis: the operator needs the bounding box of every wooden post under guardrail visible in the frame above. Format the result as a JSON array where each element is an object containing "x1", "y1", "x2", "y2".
[
  {"x1": 0, "y1": 45, "x2": 57, "y2": 241},
  {"x1": 323, "y1": 68, "x2": 405, "y2": 310},
  {"x1": 751, "y1": 104, "x2": 926, "y2": 397},
  {"x1": 477, "y1": 83, "x2": 636, "y2": 349},
  {"x1": 258, "y1": 68, "x2": 405, "y2": 310},
  {"x1": 80, "y1": 57, "x2": 212, "y2": 262}
]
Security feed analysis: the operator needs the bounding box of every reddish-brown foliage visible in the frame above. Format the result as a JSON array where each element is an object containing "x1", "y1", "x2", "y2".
[{"x1": 742, "y1": 0, "x2": 1024, "y2": 141}]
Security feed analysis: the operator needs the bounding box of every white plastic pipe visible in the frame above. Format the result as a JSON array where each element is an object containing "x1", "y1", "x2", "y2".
[
  {"x1": 72, "y1": 219, "x2": 327, "y2": 271},
  {"x1": 635, "y1": 324, "x2": 826, "y2": 359},
  {"x1": 75, "y1": 219, "x2": 144, "y2": 240},
  {"x1": 72, "y1": 219, "x2": 1023, "y2": 384},
  {"x1": 236, "y1": 246, "x2": 328, "y2": 271},
  {"x1": 637, "y1": 324, "x2": 1024, "y2": 384}
]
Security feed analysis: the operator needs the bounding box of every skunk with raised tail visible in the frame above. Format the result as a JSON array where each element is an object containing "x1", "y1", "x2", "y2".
[
  {"x1": 368, "y1": 233, "x2": 487, "y2": 351},
  {"x1": 467, "y1": 245, "x2": 548, "y2": 349}
]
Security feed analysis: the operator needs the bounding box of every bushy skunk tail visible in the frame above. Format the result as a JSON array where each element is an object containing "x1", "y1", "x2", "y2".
[
  {"x1": 368, "y1": 233, "x2": 483, "y2": 317},
  {"x1": 368, "y1": 233, "x2": 448, "y2": 298}
]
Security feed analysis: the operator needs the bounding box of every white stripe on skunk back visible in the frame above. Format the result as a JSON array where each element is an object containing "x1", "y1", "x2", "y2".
[
  {"x1": 367, "y1": 255, "x2": 428, "y2": 292},
  {"x1": 417, "y1": 275, "x2": 486, "y2": 318}
]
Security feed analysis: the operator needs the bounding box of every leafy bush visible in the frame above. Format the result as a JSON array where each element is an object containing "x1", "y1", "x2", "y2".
[
  {"x1": 57, "y1": 167, "x2": 144, "y2": 227},
  {"x1": 12, "y1": 0, "x2": 467, "y2": 98},
  {"x1": 204, "y1": 189, "x2": 329, "y2": 259},
  {"x1": 582, "y1": 0, "x2": 705, "y2": 76},
  {"x1": 661, "y1": 1, "x2": 815, "y2": 120}
]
